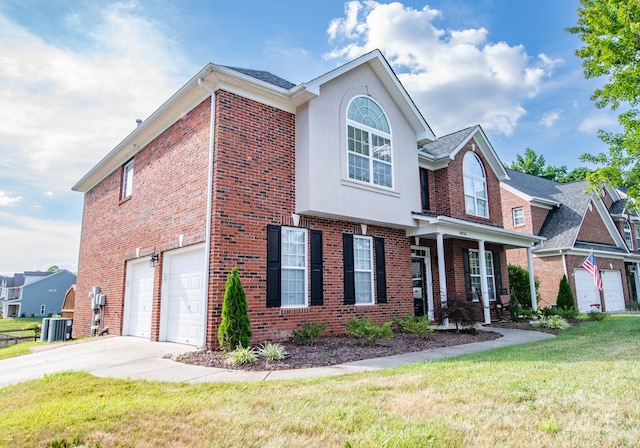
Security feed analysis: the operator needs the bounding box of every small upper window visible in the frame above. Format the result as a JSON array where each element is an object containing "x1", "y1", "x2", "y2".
[
  {"x1": 624, "y1": 221, "x2": 633, "y2": 249},
  {"x1": 122, "y1": 159, "x2": 134, "y2": 199},
  {"x1": 635, "y1": 226, "x2": 640, "y2": 251},
  {"x1": 463, "y1": 152, "x2": 488, "y2": 218},
  {"x1": 346, "y1": 96, "x2": 393, "y2": 188},
  {"x1": 512, "y1": 207, "x2": 524, "y2": 226}
]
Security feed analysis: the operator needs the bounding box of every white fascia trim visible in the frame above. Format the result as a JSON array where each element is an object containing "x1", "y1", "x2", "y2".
[
  {"x1": 418, "y1": 153, "x2": 450, "y2": 170},
  {"x1": 446, "y1": 126, "x2": 510, "y2": 182},
  {"x1": 499, "y1": 182, "x2": 560, "y2": 209},
  {"x1": 592, "y1": 196, "x2": 630, "y2": 251},
  {"x1": 408, "y1": 213, "x2": 545, "y2": 248}
]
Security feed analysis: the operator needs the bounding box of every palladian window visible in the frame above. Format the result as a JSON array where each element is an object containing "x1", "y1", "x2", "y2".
[{"x1": 346, "y1": 96, "x2": 393, "y2": 188}]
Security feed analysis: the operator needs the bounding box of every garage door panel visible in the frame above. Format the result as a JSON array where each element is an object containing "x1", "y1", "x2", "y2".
[
  {"x1": 163, "y1": 247, "x2": 206, "y2": 346},
  {"x1": 124, "y1": 260, "x2": 154, "y2": 338},
  {"x1": 602, "y1": 270, "x2": 625, "y2": 312},
  {"x1": 575, "y1": 269, "x2": 600, "y2": 313}
]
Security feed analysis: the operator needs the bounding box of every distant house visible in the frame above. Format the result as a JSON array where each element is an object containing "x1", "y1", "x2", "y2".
[
  {"x1": 501, "y1": 169, "x2": 640, "y2": 312},
  {"x1": 1, "y1": 270, "x2": 77, "y2": 318}
]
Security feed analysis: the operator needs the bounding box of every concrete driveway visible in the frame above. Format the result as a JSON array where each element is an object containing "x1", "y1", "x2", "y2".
[{"x1": 0, "y1": 328, "x2": 555, "y2": 388}]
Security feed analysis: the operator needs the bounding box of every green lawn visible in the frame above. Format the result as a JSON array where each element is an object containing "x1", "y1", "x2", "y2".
[
  {"x1": 0, "y1": 317, "x2": 42, "y2": 331},
  {"x1": 1, "y1": 316, "x2": 640, "y2": 447}
]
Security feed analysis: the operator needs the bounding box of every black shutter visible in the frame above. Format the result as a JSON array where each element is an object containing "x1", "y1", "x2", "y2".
[
  {"x1": 343, "y1": 234, "x2": 355, "y2": 305},
  {"x1": 493, "y1": 251, "x2": 503, "y2": 294},
  {"x1": 266, "y1": 225, "x2": 281, "y2": 308},
  {"x1": 310, "y1": 230, "x2": 324, "y2": 306},
  {"x1": 375, "y1": 237, "x2": 387, "y2": 303},
  {"x1": 462, "y1": 248, "x2": 471, "y2": 295}
]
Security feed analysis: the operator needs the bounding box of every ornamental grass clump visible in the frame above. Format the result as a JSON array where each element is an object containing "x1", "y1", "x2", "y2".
[
  {"x1": 258, "y1": 342, "x2": 288, "y2": 362},
  {"x1": 224, "y1": 344, "x2": 258, "y2": 366},
  {"x1": 531, "y1": 315, "x2": 572, "y2": 330},
  {"x1": 346, "y1": 316, "x2": 393, "y2": 345},
  {"x1": 218, "y1": 267, "x2": 252, "y2": 351}
]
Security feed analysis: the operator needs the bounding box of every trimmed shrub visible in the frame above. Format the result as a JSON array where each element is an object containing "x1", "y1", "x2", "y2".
[
  {"x1": 346, "y1": 317, "x2": 393, "y2": 345},
  {"x1": 508, "y1": 264, "x2": 541, "y2": 309},
  {"x1": 509, "y1": 292, "x2": 522, "y2": 322},
  {"x1": 291, "y1": 322, "x2": 327, "y2": 345},
  {"x1": 556, "y1": 274, "x2": 576, "y2": 311},
  {"x1": 587, "y1": 310, "x2": 606, "y2": 321},
  {"x1": 393, "y1": 315, "x2": 434, "y2": 338},
  {"x1": 218, "y1": 267, "x2": 252, "y2": 351}
]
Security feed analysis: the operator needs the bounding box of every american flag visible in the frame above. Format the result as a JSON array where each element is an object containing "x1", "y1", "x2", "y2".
[{"x1": 582, "y1": 251, "x2": 602, "y2": 291}]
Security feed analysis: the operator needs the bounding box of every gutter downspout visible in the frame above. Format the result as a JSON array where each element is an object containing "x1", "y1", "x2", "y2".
[{"x1": 198, "y1": 77, "x2": 215, "y2": 349}]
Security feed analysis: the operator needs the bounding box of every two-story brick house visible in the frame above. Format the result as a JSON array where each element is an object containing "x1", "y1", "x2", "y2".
[
  {"x1": 72, "y1": 50, "x2": 541, "y2": 348},
  {"x1": 501, "y1": 168, "x2": 640, "y2": 311}
]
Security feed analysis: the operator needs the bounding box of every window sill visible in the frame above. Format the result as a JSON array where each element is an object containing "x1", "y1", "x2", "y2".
[
  {"x1": 341, "y1": 179, "x2": 400, "y2": 198},
  {"x1": 279, "y1": 307, "x2": 309, "y2": 315}
]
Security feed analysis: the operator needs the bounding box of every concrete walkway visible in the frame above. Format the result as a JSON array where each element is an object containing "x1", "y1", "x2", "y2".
[{"x1": 0, "y1": 327, "x2": 554, "y2": 388}]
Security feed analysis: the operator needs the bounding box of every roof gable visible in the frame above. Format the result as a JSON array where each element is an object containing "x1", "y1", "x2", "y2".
[{"x1": 420, "y1": 125, "x2": 508, "y2": 180}]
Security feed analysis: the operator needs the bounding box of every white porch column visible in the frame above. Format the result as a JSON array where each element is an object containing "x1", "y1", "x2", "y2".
[
  {"x1": 478, "y1": 240, "x2": 491, "y2": 324},
  {"x1": 527, "y1": 247, "x2": 538, "y2": 312},
  {"x1": 436, "y1": 233, "x2": 448, "y2": 329}
]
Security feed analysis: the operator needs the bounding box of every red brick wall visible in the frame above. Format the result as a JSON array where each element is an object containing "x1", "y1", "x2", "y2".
[
  {"x1": 432, "y1": 140, "x2": 504, "y2": 227},
  {"x1": 74, "y1": 99, "x2": 211, "y2": 338},
  {"x1": 577, "y1": 202, "x2": 616, "y2": 245}
]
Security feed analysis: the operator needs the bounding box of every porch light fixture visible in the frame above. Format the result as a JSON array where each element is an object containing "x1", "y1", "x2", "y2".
[{"x1": 150, "y1": 253, "x2": 159, "y2": 268}]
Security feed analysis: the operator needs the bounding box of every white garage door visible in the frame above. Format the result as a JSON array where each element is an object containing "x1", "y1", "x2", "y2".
[
  {"x1": 162, "y1": 246, "x2": 206, "y2": 346},
  {"x1": 574, "y1": 269, "x2": 601, "y2": 313},
  {"x1": 123, "y1": 259, "x2": 154, "y2": 338},
  {"x1": 601, "y1": 270, "x2": 625, "y2": 312}
]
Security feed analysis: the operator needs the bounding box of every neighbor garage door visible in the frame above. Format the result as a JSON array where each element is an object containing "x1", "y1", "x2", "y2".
[
  {"x1": 162, "y1": 245, "x2": 206, "y2": 346},
  {"x1": 574, "y1": 269, "x2": 601, "y2": 313},
  {"x1": 601, "y1": 269, "x2": 625, "y2": 312},
  {"x1": 123, "y1": 259, "x2": 154, "y2": 338}
]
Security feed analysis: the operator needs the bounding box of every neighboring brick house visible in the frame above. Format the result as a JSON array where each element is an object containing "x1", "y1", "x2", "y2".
[
  {"x1": 501, "y1": 168, "x2": 640, "y2": 311},
  {"x1": 72, "y1": 50, "x2": 541, "y2": 348}
]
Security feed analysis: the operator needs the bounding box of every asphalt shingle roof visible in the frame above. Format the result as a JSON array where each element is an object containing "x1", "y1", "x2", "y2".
[
  {"x1": 223, "y1": 66, "x2": 296, "y2": 90},
  {"x1": 420, "y1": 126, "x2": 476, "y2": 158}
]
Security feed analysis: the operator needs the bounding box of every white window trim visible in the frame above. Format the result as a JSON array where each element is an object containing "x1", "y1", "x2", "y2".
[
  {"x1": 512, "y1": 207, "x2": 524, "y2": 226},
  {"x1": 635, "y1": 226, "x2": 640, "y2": 251},
  {"x1": 122, "y1": 159, "x2": 134, "y2": 199},
  {"x1": 469, "y1": 249, "x2": 496, "y2": 302},
  {"x1": 463, "y1": 153, "x2": 489, "y2": 218},
  {"x1": 346, "y1": 97, "x2": 394, "y2": 190},
  {"x1": 624, "y1": 221, "x2": 633, "y2": 249},
  {"x1": 280, "y1": 227, "x2": 308, "y2": 308},
  {"x1": 353, "y1": 235, "x2": 374, "y2": 305}
]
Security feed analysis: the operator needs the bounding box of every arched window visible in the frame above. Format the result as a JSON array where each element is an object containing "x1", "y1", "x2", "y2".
[
  {"x1": 624, "y1": 221, "x2": 633, "y2": 249},
  {"x1": 346, "y1": 96, "x2": 393, "y2": 188},
  {"x1": 463, "y1": 152, "x2": 488, "y2": 218}
]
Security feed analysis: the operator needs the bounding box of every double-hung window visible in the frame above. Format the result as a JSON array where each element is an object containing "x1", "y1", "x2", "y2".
[
  {"x1": 512, "y1": 207, "x2": 524, "y2": 226},
  {"x1": 280, "y1": 227, "x2": 308, "y2": 307},
  {"x1": 468, "y1": 249, "x2": 496, "y2": 302},
  {"x1": 624, "y1": 222, "x2": 633, "y2": 249},
  {"x1": 636, "y1": 226, "x2": 640, "y2": 251},
  {"x1": 347, "y1": 96, "x2": 393, "y2": 188},
  {"x1": 463, "y1": 152, "x2": 488, "y2": 218},
  {"x1": 122, "y1": 159, "x2": 134, "y2": 199},
  {"x1": 353, "y1": 236, "x2": 373, "y2": 304}
]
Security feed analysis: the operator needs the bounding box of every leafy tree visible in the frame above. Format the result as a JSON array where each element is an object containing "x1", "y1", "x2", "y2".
[
  {"x1": 556, "y1": 274, "x2": 576, "y2": 310},
  {"x1": 508, "y1": 148, "x2": 591, "y2": 182},
  {"x1": 218, "y1": 267, "x2": 252, "y2": 351},
  {"x1": 567, "y1": 0, "x2": 640, "y2": 207},
  {"x1": 46, "y1": 265, "x2": 60, "y2": 272},
  {"x1": 507, "y1": 264, "x2": 540, "y2": 309}
]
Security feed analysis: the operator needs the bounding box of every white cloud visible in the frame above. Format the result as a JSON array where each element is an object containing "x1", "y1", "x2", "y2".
[
  {"x1": 325, "y1": 1, "x2": 558, "y2": 136},
  {"x1": 540, "y1": 110, "x2": 562, "y2": 127},
  {"x1": 45, "y1": 191, "x2": 53, "y2": 197},
  {"x1": 0, "y1": 191, "x2": 23, "y2": 206},
  {"x1": 578, "y1": 113, "x2": 619, "y2": 133},
  {"x1": 0, "y1": 212, "x2": 80, "y2": 274},
  {"x1": 0, "y1": 3, "x2": 194, "y2": 195}
]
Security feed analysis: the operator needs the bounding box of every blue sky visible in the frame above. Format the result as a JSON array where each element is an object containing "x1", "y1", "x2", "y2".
[{"x1": 0, "y1": 0, "x2": 617, "y2": 274}]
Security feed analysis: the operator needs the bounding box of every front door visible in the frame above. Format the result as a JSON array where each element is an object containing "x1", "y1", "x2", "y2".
[{"x1": 412, "y1": 257, "x2": 426, "y2": 317}]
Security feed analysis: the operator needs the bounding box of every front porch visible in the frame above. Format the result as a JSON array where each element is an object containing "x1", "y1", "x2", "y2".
[{"x1": 408, "y1": 213, "x2": 545, "y2": 327}]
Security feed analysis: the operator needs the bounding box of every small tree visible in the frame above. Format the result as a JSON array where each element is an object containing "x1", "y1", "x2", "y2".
[
  {"x1": 218, "y1": 267, "x2": 252, "y2": 351},
  {"x1": 556, "y1": 274, "x2": 576, "y2": 311}
]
